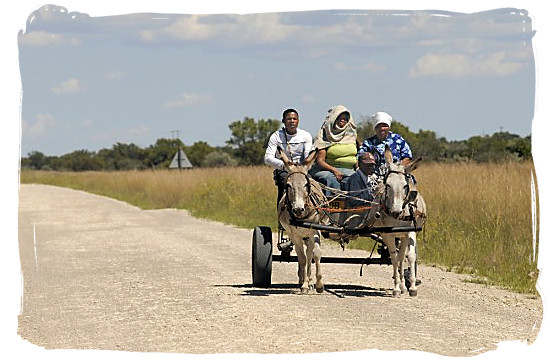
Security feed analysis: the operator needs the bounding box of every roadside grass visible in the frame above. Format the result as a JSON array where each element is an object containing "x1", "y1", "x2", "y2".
[
  {"x1": 20, "y1": 161, "x2": 539, "y2": 294},
  {"x1": 414, "y1": 162, "x2": 538, "y2": 293}
]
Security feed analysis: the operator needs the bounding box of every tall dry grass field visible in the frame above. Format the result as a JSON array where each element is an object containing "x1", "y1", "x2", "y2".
[
  {"x1": 414, "y1": 161, "x2": 538, "y2": 293},
  {"x1": 21, "y1": 161, "x2": 539, "y2": 293},
  {"x1": 20, "y1": 167, "x2": 278, "y2": 229}
]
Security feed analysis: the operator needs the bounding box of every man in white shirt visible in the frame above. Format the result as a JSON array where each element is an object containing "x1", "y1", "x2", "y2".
[{"x1": 264, "y1": 108, "x2": 313, "y2": 207}]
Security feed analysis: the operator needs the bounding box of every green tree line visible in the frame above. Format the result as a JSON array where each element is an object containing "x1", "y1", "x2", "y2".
[{"x1": 21, "y1": 116, "x2": 531, "y2": 171}]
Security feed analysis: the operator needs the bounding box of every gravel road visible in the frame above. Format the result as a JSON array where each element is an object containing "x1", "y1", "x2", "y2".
[{"x1": 17, "y1": 184, "x2": 543, "y2": 357}]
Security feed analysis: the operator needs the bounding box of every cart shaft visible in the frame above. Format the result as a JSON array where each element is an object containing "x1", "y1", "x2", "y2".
[
  {"x1": 272, "y1": 254, "x2": 391, "y2": 265},
  {"x1": 288, "y1": 220, "x2": 422, "y2": 234}
]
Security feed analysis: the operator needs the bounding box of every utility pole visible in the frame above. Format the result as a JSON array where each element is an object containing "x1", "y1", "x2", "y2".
[
  {"x1": 171, "y1": 130, "x2": 182, "y2": 169},
  {"x1": 170, "y1": 130, "x2": 180, "y2": 140}
]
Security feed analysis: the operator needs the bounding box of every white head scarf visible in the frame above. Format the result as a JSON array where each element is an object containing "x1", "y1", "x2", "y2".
[
  {"x1": 314, "y1": 105, "x2": 357, "y2": 150},
  {"x1": 372, "y1": 111, "x2": 393, "y2": 128}
]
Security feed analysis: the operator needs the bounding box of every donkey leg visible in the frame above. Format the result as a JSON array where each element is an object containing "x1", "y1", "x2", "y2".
[
  {"x1": 313, "y1": 233, "x2": 324, "y2": 293},
  {"x1": 304, "y1": 237, "x2": 315, "y2": 292},
  {"x1": 383, "y1": 235, "x2": 401, "y2": 297},
  {"x1": 397, "y1": 237, "x2": 408, "y2": 294},
  {"x1": 406, "y1": 232, "x2": 418, "y2": 296},
  {"x1": 294, "y1": 242, "x2": 309, "y2": 294}
]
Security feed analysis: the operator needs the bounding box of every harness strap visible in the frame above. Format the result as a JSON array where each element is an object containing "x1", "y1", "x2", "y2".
[
  {"x1": 313, "y1": 204, "x2": 380, "y2": 213},
  {"x1": 283, "y1": 171, "x2": 324, "y2": 222},
  {"x1": 315, "y1": 182, "x2": 380, "y2": 206}
]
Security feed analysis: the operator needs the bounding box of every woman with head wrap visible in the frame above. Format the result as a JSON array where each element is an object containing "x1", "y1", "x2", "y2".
[
  {"x1": 309, "y1": 105, "x2": 358, "y2": 196},
  {"x1": 358, "y1": 111, "x2": 417, "y2": 200}
]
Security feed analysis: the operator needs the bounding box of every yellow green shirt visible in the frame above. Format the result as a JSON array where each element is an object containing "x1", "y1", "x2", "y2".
[{"x1": 326, "y1": 143, "x2": 357, "y2": 169}]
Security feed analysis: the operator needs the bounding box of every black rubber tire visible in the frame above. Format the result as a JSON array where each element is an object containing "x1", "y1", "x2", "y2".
[{"x1": 252, "y1": 226, "x2": 273, "y2": 288}]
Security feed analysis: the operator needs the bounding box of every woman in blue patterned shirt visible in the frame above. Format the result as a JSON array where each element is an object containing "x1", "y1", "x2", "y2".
[
  {"x1": 358, "y1": 111, "x2": 417, "y2": 199},
  {"x1": 358, "y1": 111, "x2": 412, "y2": 169}
]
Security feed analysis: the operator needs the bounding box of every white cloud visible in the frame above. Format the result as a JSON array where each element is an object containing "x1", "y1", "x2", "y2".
[
  {"x1": 164, "y1": 15, "x2": 219, "y2": 42},
  {"x1": 409, "y1": 51, "x2": 526, "y2": 78},
  {"x1": 51, "y1": 78, "x2": 85, "y2": 94},
  {"x1": 137, "y1": 11, "x2": 529, "y2": 52},
  {"x1": 22, "y1": 114, "x2": 56, "y2": 139},
  {"x1": 18, "y1": 31, "x2": 81, "y2": 46},
  {"x1": 162, "y1": 92, "x2": 213, "y2": 109},
  {"x1": 19, "y1": 31, "x2": 62, "y2": 46},
  {"x1": 140, "y1": 13, "x2": 376, "y2": 48},
  {"x1": 155, "y1": 14, "x2": 294, "y2": 44},
  {"x1": 139, "y1": 30, "x2": 155, "y2": 42}
]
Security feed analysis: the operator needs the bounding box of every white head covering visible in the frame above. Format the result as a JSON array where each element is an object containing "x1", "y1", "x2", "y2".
[
  {"x1": 314, "y1": 105, "x2": 357, "y2": 150},
  {"x1": 372, "y1": 111, "x2": 392, "y2": 128}
]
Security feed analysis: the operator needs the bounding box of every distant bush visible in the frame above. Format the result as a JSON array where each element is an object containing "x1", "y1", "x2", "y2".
[
  {"x1": 21, "y1": 118, "x2": 531, "y2": 171},
  {"x1": 201, "y1": 151, "x2": 238, "y2": 167}
]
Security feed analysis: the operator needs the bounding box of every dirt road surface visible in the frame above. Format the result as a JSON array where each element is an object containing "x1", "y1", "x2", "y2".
[{"x1": 17, "y1": 184, "x2": 543, "y2": 357}]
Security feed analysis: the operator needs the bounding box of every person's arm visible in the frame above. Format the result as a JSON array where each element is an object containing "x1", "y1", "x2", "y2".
[
  {"x1": 303, "y1": 133, "x2": 313, "y2": 161},
  {"x1": 316, "y1": 148, "x2": 345, "y2": 181},
  {"x1": 264, "y1": 132, "x2": 284, "y2": 170},
  {"x1": 400, "y1": 137, "x2": 413, "y2": 165}
]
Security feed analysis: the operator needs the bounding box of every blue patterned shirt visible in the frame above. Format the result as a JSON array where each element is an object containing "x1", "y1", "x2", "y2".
[{"x1": 358, "y1": 132, "x2": 413, "y2": 167}]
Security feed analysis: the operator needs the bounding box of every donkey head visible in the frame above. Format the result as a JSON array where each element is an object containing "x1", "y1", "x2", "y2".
[
  {"x1": 277, "y1": 146, "x2": 317, "y2": 219},
  {"x1": 382, "y1": 145, "x2": 421, "y2": 219}
]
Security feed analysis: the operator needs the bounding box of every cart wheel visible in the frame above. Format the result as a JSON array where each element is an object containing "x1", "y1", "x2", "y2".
[{"x1": 252, "y1": 226, "x2": 273, "y2": 288}]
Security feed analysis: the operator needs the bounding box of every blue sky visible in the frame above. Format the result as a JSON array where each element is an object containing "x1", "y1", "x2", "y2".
[{"x1": 16, "y1": 2, "x2": 537, "y2": 156}]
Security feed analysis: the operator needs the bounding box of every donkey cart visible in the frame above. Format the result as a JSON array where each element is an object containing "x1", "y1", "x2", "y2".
[
  {"x1": 251, "y1": 215, "x2": 422, "y2": 290},
  {"x1": 252, "y1": 145, "x2": 426, "y2": 297}
]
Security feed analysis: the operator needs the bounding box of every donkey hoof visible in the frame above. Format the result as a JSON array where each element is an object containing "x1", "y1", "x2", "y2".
[
  {"x1": 409, "y1": 290, "x2": 418, "y2": 297},
  {"x1": 300, "y1": 287, "x2": 309, "y2": 295},
  {"x1": 392, "y1": 290, "x2": 401, "y2": 297},
  {"x1": 316, "y1": 284, "x2": 325, "y2": 293}
]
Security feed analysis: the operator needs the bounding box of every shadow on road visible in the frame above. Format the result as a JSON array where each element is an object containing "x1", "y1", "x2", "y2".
[{"x1": 215, "y1": 283, "x2": 391, "y2": 298}]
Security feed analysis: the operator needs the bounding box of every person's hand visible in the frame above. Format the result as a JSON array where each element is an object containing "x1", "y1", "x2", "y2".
[{"x1": 333, "y1": 168, "x2": 344, "y2": 181}]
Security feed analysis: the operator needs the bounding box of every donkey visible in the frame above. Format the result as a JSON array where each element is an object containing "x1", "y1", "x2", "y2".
[
  {"x1": 373, "y1": 145, "x2": 427, "y2": 297},
  {"x1": 277, "y1": 146, "x2": 328, "y2": 295}
]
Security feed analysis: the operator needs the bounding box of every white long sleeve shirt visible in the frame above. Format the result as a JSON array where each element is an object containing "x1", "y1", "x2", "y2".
[{"x1": 264, "y1": 128, "x2": 313, "y2": 170}]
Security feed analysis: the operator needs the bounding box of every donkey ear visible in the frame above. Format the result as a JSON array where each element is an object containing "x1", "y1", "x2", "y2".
[
  {"x1": 384, "y1": 145, "x2": 393, "y2": 164},
  {"x1": 303, "y1": 149, "x2": 318, "y2": 171},
  {"x1": 405, "y1": 157, "x2": 422, "y2": 174},
  {"x1": 277, "y1": 146, "x2": 291, "y2": 166}
]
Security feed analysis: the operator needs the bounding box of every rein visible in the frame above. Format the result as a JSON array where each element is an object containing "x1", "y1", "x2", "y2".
[
  {"x1": 312, "y1": 182, "x2": 384, "y2": 214},
  {"x1": 314, "y1": 204, "x2": 380, "y2": 213}
]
